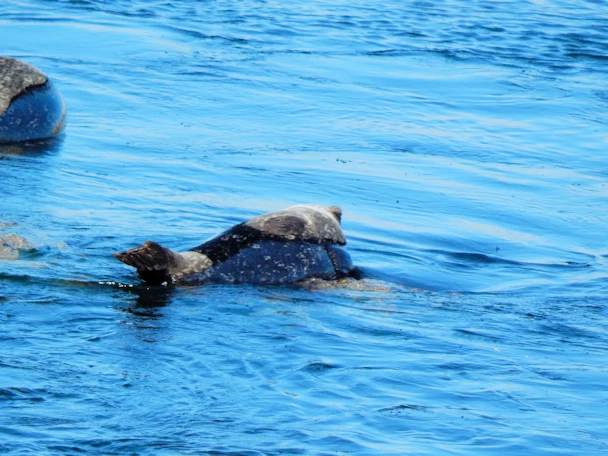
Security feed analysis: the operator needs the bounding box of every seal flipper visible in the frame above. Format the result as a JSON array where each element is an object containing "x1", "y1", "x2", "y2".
[
  {"x1": 114, "y1": 241, "x2": 173, "y2": 286},
  {"x1": 325, "y1": 243, "x2": 355, "y2": 279}
]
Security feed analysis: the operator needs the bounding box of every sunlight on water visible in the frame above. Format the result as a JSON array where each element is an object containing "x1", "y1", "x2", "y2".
[{"x1": 1, "y1": 0, "x2": 608, "y2": 454}]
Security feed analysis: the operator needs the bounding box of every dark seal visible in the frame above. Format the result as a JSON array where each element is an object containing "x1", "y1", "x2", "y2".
[
  {"x1": 0, "y1": 57, "x2": 66, "y2": 144},
  {"x1": 114, "y1": 205, "x2": 356, "y2": 286}
]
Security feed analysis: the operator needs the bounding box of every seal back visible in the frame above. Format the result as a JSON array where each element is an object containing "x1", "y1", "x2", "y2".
[{"x1": 0, "y1": 57, "x2": 47, "y2": 116}]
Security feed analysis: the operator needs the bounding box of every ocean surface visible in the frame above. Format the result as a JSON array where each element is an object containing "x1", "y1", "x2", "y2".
[{"x1": 1, "y1": 0, "x2": 608, "y2": 454}]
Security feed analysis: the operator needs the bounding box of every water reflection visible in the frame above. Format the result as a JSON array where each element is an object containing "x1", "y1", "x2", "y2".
[
  {"x1": 118, "y1": 283, "x2": 175, "y2": 313},
  {"x1": 0, "y1": 134, "x2": 65, "y2": 157}
]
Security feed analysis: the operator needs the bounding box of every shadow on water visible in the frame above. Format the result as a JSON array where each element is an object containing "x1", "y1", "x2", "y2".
[{"x1": 0, "y1": 134, "x2": 65, "y2": 157}]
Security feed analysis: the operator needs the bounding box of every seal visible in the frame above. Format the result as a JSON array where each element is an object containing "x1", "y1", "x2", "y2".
[
  {"x1": 114, "y1": 205, "x2": 356, "y2": 286},
  {"x1": 0, "y1": 57, "x2": 66, "y2": 144}
]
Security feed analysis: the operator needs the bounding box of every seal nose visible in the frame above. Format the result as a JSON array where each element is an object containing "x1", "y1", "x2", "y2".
[{"x1": 326, "y1": 206, "x2": 342, "y2": 223}]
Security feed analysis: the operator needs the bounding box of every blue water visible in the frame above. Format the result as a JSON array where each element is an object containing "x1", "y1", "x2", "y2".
[{"x1": 2, "y1": 0, "x2": 608, "y2": 454}]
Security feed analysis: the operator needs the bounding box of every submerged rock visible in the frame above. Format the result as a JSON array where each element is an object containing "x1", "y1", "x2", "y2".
[{"x1": 0, "y1": 232, "x2": 33, "y2": 260}]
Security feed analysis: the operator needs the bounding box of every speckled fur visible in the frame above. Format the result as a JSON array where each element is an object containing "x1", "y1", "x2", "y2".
[
  {"x1": 0, "y1": 57, "x2": 47, "y2": 115},
  {"x1": 114, "y1": 205, "x2": 354, "y2": 286}
]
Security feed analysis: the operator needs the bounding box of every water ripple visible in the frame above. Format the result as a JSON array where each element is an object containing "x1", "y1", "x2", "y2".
[{"x1": 1, "y1": 0, "x2": 608, "y2": 454}]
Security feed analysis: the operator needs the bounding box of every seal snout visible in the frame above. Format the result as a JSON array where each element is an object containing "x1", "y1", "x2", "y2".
[{"x1": 114, "y1": 240, "x2": 170, "y2": 271}]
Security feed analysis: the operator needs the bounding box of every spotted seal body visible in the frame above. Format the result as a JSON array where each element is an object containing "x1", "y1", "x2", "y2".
[
  {"x1": 114, "y1": 205, "x2": 355, "y2": 286},
  {"x1": 0, "y1": 57, "x2": 66, "y2": 143}
]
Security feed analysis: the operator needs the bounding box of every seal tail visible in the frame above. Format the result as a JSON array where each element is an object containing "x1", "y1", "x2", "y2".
[
  {"x1": 325, "y1": 243, "x2": 355, "y2": 279},
  {"x1": 114, "y1": 241, "x2": 173, "y2": 285}
]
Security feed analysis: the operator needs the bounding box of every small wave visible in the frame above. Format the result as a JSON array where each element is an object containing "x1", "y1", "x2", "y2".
[
  {"x1": 378, "y1": 403, "x2": 429, "y2": 414},
  {"x1": 299, "y1": 361, "x2": 339, "y2": 373}
]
